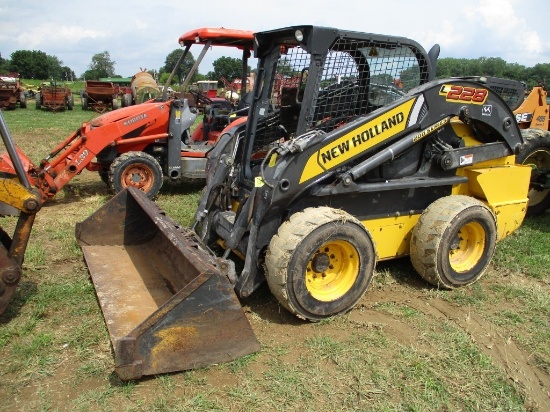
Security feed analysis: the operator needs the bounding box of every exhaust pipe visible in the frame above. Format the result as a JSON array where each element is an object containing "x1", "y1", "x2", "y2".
[{"x1": 76, "y1": 187, "x2": 259, "y2": 381}]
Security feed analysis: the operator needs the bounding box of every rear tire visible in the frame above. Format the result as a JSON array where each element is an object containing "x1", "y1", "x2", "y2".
[
  {"x1": 108, "y1": 152, "x2": 163, "y2": 199},
  {"x1": 82, "y1": 97, "x2": 88, "y2": 110},
  {"x1": 410, "y1": 195, "x2": 497, "y2": 289},
  {"x1": 517, "y1": 128, "x2": 550, "y2": 216},
  {"x1": 67, "y1": 95, "x2": 74, "y2": 110},
  {"x1": 35, "y1": 93, "x2": 41, "y2": 109},
  {"x1": 122, "y1": 94, "x2": 132, "y2": 107},
  {"x1": 19, "y1": 92, "x2": 27, "y2": 108},
  {"x1": 112, "y1": 98, "x2": 119, "y2": 110},
  {"x1": 265, "y1": 207, "x2": 376, "y2": 321}
]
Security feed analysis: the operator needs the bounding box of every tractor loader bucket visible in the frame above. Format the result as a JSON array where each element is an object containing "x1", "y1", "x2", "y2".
[{"x1": 75, "y1": 187, "x2": 260, "y2": 381}]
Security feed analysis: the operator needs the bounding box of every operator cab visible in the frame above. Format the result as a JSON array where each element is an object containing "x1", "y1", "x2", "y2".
[{"x1": 241, "y1": 25, "x2": 437, "y2": 182}]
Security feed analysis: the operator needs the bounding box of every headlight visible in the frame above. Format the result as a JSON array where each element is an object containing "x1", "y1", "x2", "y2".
[{"x1": 295, "y1": 30, "x2": 304, "y2": 42}]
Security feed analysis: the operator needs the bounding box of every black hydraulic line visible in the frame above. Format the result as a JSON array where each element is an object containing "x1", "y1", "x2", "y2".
[{"x1": 344, "y1": 117, "x2": 450, "y2": 184}]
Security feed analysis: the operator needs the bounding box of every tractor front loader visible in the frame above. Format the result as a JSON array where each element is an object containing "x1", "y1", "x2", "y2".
[
  {"x1": 76, "y1": 25, "x2": 535, "y2": 380},
  {"x1": 473, "y1": 76, "x2": 550, "y2": 215},
  {"x1": 512, "y1": 83, "x2": 550, "y2": 215}
]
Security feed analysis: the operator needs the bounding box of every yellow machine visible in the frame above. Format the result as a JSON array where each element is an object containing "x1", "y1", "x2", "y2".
[{"x1": 1, "y1": 25, "x2": 538, "y2": 381}]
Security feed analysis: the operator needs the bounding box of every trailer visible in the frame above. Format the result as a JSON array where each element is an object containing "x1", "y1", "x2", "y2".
[
  {"x1": 0, "y1": 73, "x2": 27, "y2": 110},
  {"x1": 36, "y1": 82, "x2": 74, "y2": 111},
  {"x1": 82, "y1": 80, "x2": 118, "y2": 112}
]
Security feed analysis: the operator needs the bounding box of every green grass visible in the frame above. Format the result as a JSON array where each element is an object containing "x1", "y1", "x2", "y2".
[{"x1": 0, "y1": 104, "x2": 549, "y2": 411}]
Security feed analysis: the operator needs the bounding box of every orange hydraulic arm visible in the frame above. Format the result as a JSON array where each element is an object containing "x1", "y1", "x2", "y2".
[
  {"x1": 514, "y1": 86, "x2": 549, "y2": 131},
  {"x1": 0, "y1": 101, "x2": 173, "y2": 203}
]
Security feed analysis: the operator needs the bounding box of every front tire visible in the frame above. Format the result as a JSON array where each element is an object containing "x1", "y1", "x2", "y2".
[
  {"x1": 410, "y1": 195, "x2": 497, "y2": 289},
  {"x1": 517, "y1": 128, "x2": 550, "y2": 216},
  {"x1": 108, "y1": 152, "x2": 163, "y2": 199},
  {"x1": 265, "y1": 207, "x2": 376, "y2": 321}
]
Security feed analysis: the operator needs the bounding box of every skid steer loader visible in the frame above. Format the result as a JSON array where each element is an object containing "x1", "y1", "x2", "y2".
[{"x1": 77, "y1": 25, "x2": 535, "y2": 380}]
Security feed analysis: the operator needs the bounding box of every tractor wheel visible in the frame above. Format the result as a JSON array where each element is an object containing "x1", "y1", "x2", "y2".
[
  {"x1": 122, "y1": 94, "x2": 132, "y2": 107},
  {"x1": 112, "y1": 98, "x2": 119, "y2": 110},
  {"x1": 108, "y1": 152, "x2": 163, "y2": 199},
  {"x1": 265, "y1": 207, "x2": 376, "y2": 321},
  {"x1": 67, "y1": 96, "x2": 74, "y2": 110},
  {"x1": 19, "y1": 92, "x2": 27, "y2": 109},
  {"x1": 82, "y1": 97, "x2": 88, "y2": 110},
  {"x1": 98, "y1": 170, "x2": 109, "y2": 185},
  {"x1": 517, "y1": 128, "x2": 550, "y2": 216},
  {"x1": 35, "y1": 93, "x2": 41, "y2": 109},
  {"x1": 410, "y1": 195, "x2": 497, "y2": 289}
]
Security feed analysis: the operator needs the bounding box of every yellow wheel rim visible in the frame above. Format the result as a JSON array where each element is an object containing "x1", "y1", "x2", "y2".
[
  {"x1": 305, "y1": 240, "x2": 359, "y2": 302},
  {"x1": 449, "y1": 221, "x2": 485, "y2": 273},
  {"x1": 525, "y1": 149, "x2": 550, "y2": 207}
]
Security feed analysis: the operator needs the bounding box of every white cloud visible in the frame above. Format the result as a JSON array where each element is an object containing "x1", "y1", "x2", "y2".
[
  {"x1": 1, "y1": 0, "x2": 548, "y2": 76},
  {"x1": 16, "y1": 24, "x2": 107, "y2": 49},
  {"x1": 134, "y1": 19, "x2": 149, "y2": 30}
]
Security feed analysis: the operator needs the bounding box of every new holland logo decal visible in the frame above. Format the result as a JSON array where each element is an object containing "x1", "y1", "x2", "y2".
[{"x1": 299, "y1": 98, "x2": 417, "y2": 184}]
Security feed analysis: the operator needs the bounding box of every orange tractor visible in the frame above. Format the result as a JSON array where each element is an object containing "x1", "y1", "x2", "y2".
[
  {"x1": 0, "y1": 28, "x2": 254, "y2": 206},
  {"x1": 0, "y1": 26, "x2": 254, "y2": 316}
]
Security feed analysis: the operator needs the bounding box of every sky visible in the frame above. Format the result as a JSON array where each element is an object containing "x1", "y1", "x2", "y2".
[{"x1": 0, "y1": 0, "x2": 548, "y2": 80}]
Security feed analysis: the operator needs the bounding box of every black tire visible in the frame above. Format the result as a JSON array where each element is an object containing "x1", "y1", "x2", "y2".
[
  {"x1": 82, "y1": 97, "x2": 88, "y2": 110},
  {"x1": 35, "y1": 93, "x2": 41, "y2": 109},
  {"x1": 517, "y1": 128, "x2": 550, "y2": 216},
  {"x1": 108, "y1": 152, "x2": 163, "y2": 199},
  {"x1": 98, "y1": 170, "x2": 109, "y2": 185},
  {"x1": 67, "y1": 96, "x2": 74, "y2": 110},
  {"x1": 19, "y1": 92, "x2": 27, "y2": 108},
  {"x1": 112, "y1": 98, "x2": 119, "y2": 110},
  {"x1": 410, "y1": 195, "x2": 497, "y2": 289},
  {"x1": 122, "y1": 94, "x2": 132, "y2": 107},
  {"x1": 265, "y1": 207, "x2": 376, "y2": 321}
]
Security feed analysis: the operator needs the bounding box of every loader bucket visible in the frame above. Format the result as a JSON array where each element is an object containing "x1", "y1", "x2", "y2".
[{"x1": 75, "y1": 187, "x2": 260, "y2": 381}]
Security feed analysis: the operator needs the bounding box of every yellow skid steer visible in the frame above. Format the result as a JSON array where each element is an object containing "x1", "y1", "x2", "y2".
[
  {"x1": 4, "y1": 25, "x2": 543, "y2": 381},
  {"x1": 77, "y1": 25, "x2": 537, "y2": 380}
]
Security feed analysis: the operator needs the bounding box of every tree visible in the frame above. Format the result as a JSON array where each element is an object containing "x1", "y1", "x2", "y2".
[
  {"x1": 160, "y1": 49, "x2": 196, "y2": 84},
  {"x1": 83, "y1": 51, "x2": 115, "y2": 80},
  {"x1": 9, "y1": 50, "x2": 50, "y2": 79},
  {"x1": 528, "y1": 63, "x2": 550, "y2": 87},
  {"x1": 46, "y1": 55, "x2": 64, "y2": 80},
  {"x1": 61, "y1": 66, "x2": 76, "y2": 81},
  {"x1": 0, "y1": 53, "x2": 9, "y2": 74},
  {"x1": 208, "y1": 56, "x2": 251, "y2": 86}
]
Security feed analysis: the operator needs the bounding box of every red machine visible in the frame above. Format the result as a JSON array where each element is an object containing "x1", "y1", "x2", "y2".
[
  {"x1": 82, "y1": 80, "x2": 119, "y2": 112},
  {"x1": 0, "y1": 73, "x2": 27, "y2": 110},
  {"x1": 36, "y1": 82, "x2": 74, "y2": 111},
  {"x1": 0, "y1": 28, "x2": 254, "y2": 202}
]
